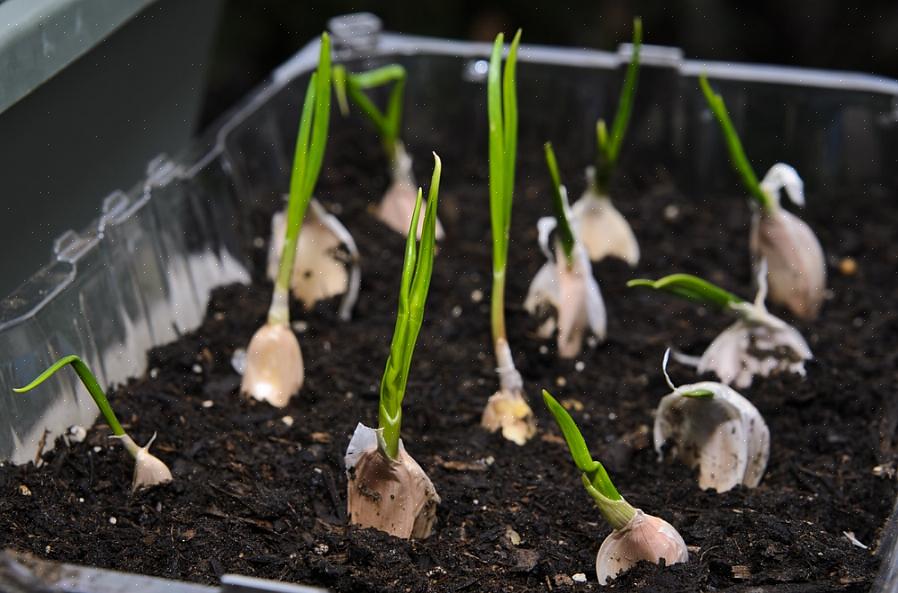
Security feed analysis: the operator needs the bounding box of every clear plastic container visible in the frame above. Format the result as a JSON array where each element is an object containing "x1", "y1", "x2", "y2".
[{"x1": 1, "y1": 13, "x2": 896, "y2": 590}]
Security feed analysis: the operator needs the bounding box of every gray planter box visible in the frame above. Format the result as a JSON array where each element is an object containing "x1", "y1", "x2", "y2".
[{"x1": 1, "y1": 12, "x2": 896, "y2": 592}]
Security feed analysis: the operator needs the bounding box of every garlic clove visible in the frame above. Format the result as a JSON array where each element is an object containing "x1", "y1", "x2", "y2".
[
  {"x1": 751, "y1": 208, "x2": 825, "y2": 320},
  {"x1": 481, "y1": 339, "x2": 537, "y2": 444},
  {"x1": 121, "y1": 434, "x2": 173, "y2": 492},
  {"x1": 268, "y1": 199, "x2": 360, "y2": 317},
  {"x1": 240, "y1": 323, "x2": 303, "y2": 408},
  {"x1": 654, "y1": 380, "x2": 770, "y2": 492},
  {"x1": 697, "y1": 321, "x2": 752, "y2": 387},
  {"x1": 377, "y1": 144, "x2": 445, "y2": 240},
  {"x1": 345, "y1": 423, "x2": 440, "y2": 539},
  {"x1": 525, "y1": 235, "x2": 606, "y2": 358},
  {"x1": 557, "y1": 245, "x2": 607, "y2": 357},
  {"x1": 750, "y1": 163, "x2": 825, "y2": 320},
  {"x1": 571, "y1": 186, "x2": 639, "y2": 266},
  {"x1": 698, "y1": 317, "x2": 811, "y2": 388},
  {"x1": 596, "y1": 510, "x2": 688, "y2": 585},
  {"x1": 481, "y1": 389, "x2": 537, "y2": 445}
]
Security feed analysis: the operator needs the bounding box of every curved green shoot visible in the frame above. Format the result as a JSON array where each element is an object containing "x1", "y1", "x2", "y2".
[
  {"x1": 542, "y1": 390, "x2": 636, "y2": 530},
  {"x1": 270, "y1": 32, "x2": 332, "y2": 326},
  {"x1": 627, "y1": 273, "x2": 745, "y2": 310},
  {"x1": 542, "y1": 390, "x2": 620, "y2": 500},
  {"x1": 698, "y1": 74, "x2": 773, "y2": 211},
  {"x1": 332, "y1": 64, "x2": 407, "y2": 165},
  {"x1": 594, "y1": 17, "x2": 642, "y2": 194},
  {"x1": 543, "y1": 142, "x2": 576, "y2": 265},
  {"x1": 488, "y1": 29, "x2": 521, "y2": 346},
  {"x1": 14, "y1": 355, "x2": 125, "y2": 439},
  {"x1": 378, "y1": 154, "x2": 442, "y2": 460}
]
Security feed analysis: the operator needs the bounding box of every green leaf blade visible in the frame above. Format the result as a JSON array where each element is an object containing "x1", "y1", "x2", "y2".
[
  {"x1": 379, "y1": 155, "x2": 442, "y2": 459},
  {"x1": 595, "y1": 17, "x2": 642, "y2": 193},
  {"x1": 627, "y1": 273, "x2": 745, "y2": 309},
  {"x1": 15, "y1": 355, "x2": 126, "y2": 437},
  {"x1": 543, "y1": 142, "x2": 576, "y2": 263},
  {"x1": 698, "y1": 74, "x2": 772, "y2": 210},
  {"x1": 337, "y1": 64, "x2": 407, "y2": 162},
  {"x1": 542, "y1": 390, "x2": 623, "y2": 501},
  {"x1": 273, "y1": 33, "x2": 333, "y2": 316},
  {"x1": 487, "y1": 33, "x2": 507, "y2": 271}
]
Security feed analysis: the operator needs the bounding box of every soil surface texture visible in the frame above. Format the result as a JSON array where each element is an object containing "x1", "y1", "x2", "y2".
[{"x1": 2, "y1": 123, "x2": 898, "y2": 593}]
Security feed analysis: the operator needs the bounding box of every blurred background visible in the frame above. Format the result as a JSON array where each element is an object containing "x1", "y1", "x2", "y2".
[
  {"x1": 1, "y1": 0, "x2": 897, "y2": 300},
  {"x1": 201, "y1": 1, "x2": 898, "y2": 126}
]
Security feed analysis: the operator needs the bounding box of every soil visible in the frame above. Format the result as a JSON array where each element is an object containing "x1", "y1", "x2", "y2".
[{"x1": 1, "y1": 121, "x2": 897, "y2": 593}]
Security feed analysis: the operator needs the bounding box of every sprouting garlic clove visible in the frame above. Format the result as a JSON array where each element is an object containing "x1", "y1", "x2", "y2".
[
  {"x1": 654, "y1": 379, "x2": 770, "y2": 492},
  {"x1": 377, "y1": 143, "x2": 445, "y2": 240},
  {"x1": 240, "y1": 323, "x2": 303, "y2": 408},
  {"x1": 570, "y1": 182, "x2": 639, "y2": 266},
  {"x1": 698, "y1": 316, "x2": 812, "y2": 389},
  {"x1": 525, "y1": 235, "x2": 607, "y2": 358},
  {"x1": 268, "y1": 199, "x2": 360, "y2": 318},
  {"x1": 750, "y1": 163, "x2": 826, "y2": 320},
  {"x1": 481, "y1": 339, "x2": 537, "y2": 444},
  {"x1": 345, "y1": 423, "x2": 440, "y2": 539},
  {"x1": 751, "y1": 209, "x2": 825, "y2": 320},
  {"x1": 482, "y1": 389, "x2": 537, "y2": 445},
  {"x1": 596, "y1": 509, "x2": 688, "y2": 585},
  {"x1": 121, "y1": 434, "x2": 173, "y2": 492}
]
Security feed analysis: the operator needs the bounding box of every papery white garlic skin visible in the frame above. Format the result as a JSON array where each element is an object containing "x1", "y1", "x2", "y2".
[
  {"x1": 750, "y1": 163, "x2": 826, "y2": 320},
  {"x1": 121, "y1": 434, "x2": 173, "y2": 492},
  {"x1": 698, "y1": 316, "x2": 811, "y2": 389},
  {"x1": 345, "y1": 423, "x2": 440, "y2": 539},
  {"x1": 482, "y1": 389, "x2": 537, "y2": 445},
  {"x1": 377, "y1": 143, "x2": 445, "y2": 240},
  {"x1": 654, "y1": 381, "x2": 770, "y2": 492},
  {"x1": 268, "y1": 199, "x2": 357, "y2": 314},
  {"x1": 481, "y1": 339, "x2": 537, "y2": 445},
  {"x1": 525, "y1": 238, "x2": 606, "y2": 358},
  {"x1": 571, "y1": 184, "x2": 639, "y2": 266},
  {"x1": 596, "y1": 510, "x2": 688, "y2": 585},
  {"x1": 240, "y1": 323, "x2": 303, "y2": 408}
]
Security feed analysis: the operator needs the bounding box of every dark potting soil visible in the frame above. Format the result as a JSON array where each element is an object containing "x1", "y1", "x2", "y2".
[{"x1": 2, "y1": 122, "x2": 898, "y2": 593}]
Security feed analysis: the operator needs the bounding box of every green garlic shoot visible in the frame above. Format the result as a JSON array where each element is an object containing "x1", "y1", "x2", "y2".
[
  {"x1": 242, "y1": 33, "x2": 331, "y2": 408},
  {"x1": 345, "y1": 154, "x2": 442, "y2": 540},
  {"x1": 699, "y1": 74, "x2": 826, "y2": 320},
  {"x1": 480, "y1": 30, "x2": 537, "y2": 446},
  {"x1": 571, "y1": 17, "x2": 642, "y2": 266},
  {"x1": 542, "y1": 389, "x2": 687, "y2": 585},
  {"x1": 524, "y1": 142, "x2": 607, "y2": 358},
  {"x1": 627, "y1": 264, "x2": 812, "y2": 388},
  {"x1": 654, "y1": 349, "x2": 770, "y2": 493},
  {"x1": 14, "y1": 356, "x2": 172, "y2": 492},
  {"x1": 334, "y1": 63, "x2": 443, "y2": 239}
]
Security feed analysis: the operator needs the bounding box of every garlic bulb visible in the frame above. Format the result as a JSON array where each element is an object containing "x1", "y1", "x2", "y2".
[
  {"x1": 268, "y1": 198, "x2": 360, "y2": 321},
  {"x1": 525, "y1": 217, "x2": 607, "y2": 358},
  {"x1": 377, "y1": 143, "x2": 445, "y2": 240},
  {"x1": 750, "y1": 163, "x2": 826, "y2": 320},
  {"x1": 240, "y1": 321, "x2": 303, "y2": 408},
  {"x1": 570, "y1": 169, "x2": 639, "y2": 265},
  {"x1": 481, "y1": 340, "x2": 536, "y2": 445},
  {"x1": 120, "y1": 434, "x2": 173, "y2": 492},
  {"x1": 345, "y1": 423, "x2": 440, "y2": 539},
  {"x1": 596, "y1": 510, "x2": 688, "y2": 585},
  {"x1": 654, "y1": 351, "x2": 770, "y2": 492}
]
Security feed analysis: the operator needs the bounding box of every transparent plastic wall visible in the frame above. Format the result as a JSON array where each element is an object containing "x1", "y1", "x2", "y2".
[{"x1": 0, "y1": 13, "x2": 896, "y2": 589}]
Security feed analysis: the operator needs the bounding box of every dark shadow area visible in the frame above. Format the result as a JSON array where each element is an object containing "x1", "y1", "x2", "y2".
[{"x1": 200, "y1": 1, "x2": 898, "y2": 127}]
